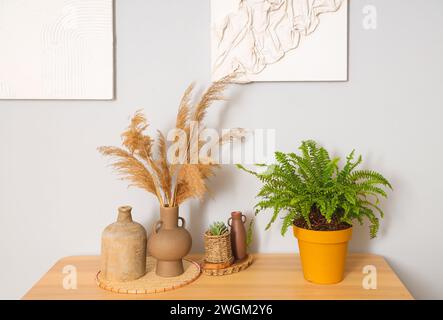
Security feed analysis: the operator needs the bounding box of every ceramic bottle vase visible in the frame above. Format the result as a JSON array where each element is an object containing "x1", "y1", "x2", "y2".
[
  {"x1": 228, "y1": 211, "x2": 247, "y2": 260},
  {"x1": 101, "y1": 206, "x2": 147, "y2": 282},
  {"x1": 147, "y1": 206, "x2": 192, "y2": 277}
]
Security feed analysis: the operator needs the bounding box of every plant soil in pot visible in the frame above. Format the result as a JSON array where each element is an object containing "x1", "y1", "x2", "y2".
[
  {"x1": 147, "y1": 206, "x2": 192, "y2": 277},
  {"x1": 238, "y1": 140, "x2": 392, "y2": 285}
]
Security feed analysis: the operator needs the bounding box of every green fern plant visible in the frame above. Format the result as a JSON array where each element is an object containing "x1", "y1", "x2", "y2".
[
  {"x1": 237, "y1": 140, "x2": 392, "y2": 238},
  {"x1": 208, "y1": 221, "x2": 229, "y2": 236}
]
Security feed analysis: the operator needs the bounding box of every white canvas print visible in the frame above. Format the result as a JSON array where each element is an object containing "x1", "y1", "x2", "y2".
[
  {"x1": 211, "y1": 0, "x2": 348, "y2": 82},
  {"x1": 0, "y1": 0, "x2": 114, "y2": 99}
]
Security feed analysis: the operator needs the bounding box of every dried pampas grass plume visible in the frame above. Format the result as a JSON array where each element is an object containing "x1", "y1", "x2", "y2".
[
  {"x1": 157, "y1": 130, "x2": 172, "y2": 203},
  {"x1": 192, "y1": 73, "x2": 236, "y2": 124},
  {"x1": 97, "y1": 146, "x2": 163, "y2": 204},
  {"x1": 98, "y1": 73, "x2": 244, "y2": 207},
  {"x1": 176, "y1": 82, "x2": 194, "y2": 131},
  {"x1": 121, "y1": 110, "x2": 152, "y2": 156}
]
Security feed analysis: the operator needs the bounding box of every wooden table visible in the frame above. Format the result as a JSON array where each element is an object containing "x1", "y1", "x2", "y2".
[{"x1": 23, "y1": 253, "x2": 413, "y2": 300}]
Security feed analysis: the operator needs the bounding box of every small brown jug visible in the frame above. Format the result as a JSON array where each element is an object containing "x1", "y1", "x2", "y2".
[
  {"x1": 228, "y1": 211, "x2": 247, "y2": 260},
  {"x1": 147, "y1": 206, "x2": 192, "y2": 277},
  {"x1": 100, "y1": 206, "x2": 147, "y2": 282}
]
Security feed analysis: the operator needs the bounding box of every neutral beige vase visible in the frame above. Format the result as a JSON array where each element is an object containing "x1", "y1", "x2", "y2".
[
  {"x1": 147, "y1": 206, "x2": 192, "y2": 277},
  {"x1": 100, "y1": 206, "x2": 147, "y2": 282}
]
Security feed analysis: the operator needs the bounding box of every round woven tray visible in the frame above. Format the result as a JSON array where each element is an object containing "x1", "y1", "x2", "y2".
[
  {"x1": 96, "y1": 257, "x2": 200, "y2": 294},
  {"x1": 202, "y1": 254, "x2": 253, "y2": 276}
]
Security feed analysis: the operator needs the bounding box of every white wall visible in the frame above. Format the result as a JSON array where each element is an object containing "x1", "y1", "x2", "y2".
[{"x1": 1, "y1": 0, "x2": 443, "y2": 299}]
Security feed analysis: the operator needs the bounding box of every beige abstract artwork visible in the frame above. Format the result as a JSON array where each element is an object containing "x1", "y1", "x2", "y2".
[{"x1": 211, "y1": 0, "x2": 348, "y2": 82}]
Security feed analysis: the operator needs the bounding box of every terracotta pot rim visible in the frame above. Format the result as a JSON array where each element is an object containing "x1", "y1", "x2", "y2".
[
  {"x1": 293, "y1": 225, "x2": 352, "y2": 244},
  {"x1": 293, "y1": 225, "x2": 353, "y2": 233}
]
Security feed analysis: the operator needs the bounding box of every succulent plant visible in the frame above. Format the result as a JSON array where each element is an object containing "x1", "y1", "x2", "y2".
[{"x1": 208, "y1": 221, "x2": 228, "y2": 236}]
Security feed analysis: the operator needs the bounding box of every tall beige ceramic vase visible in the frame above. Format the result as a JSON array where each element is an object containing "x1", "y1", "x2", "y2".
[
  {"x1": 100, "y1": 206, "x2": 147, "y2": 281},
  {"x1": 147, "y1": 206, "x2": 192, "y2": 277}
]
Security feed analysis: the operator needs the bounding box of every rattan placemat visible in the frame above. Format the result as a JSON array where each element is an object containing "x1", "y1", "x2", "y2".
[
  {"x1": 202, "y1": 254, "x2": 253, "y2": 276},
  {"x1": 96, "y1": 257, "x2": 201, "y2": 294}
]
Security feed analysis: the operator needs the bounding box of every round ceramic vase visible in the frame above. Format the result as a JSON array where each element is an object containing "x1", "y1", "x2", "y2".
[{"x1": 147, "y1": 206, "x2": 192, "y2": 277}]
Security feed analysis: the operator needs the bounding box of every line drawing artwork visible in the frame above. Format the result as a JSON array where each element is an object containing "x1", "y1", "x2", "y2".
[
  {"x1": 212, "y1": 0, "x2": 345, "y2": 82},
  {"x1": 0, "y1": 0, "x2": 113, "y2": 99}
]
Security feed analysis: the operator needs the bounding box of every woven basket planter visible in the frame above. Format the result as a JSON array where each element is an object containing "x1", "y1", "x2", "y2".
[{"x1": 204, "y1": 231, "x2": 234, "y2": 265}]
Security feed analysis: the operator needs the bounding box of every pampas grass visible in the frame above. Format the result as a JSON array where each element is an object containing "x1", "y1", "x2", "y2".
[
  {"x1": 97, "y1": 146, "x2": 163, "y2": 204},
  {"x1": 98, "y1": 74, "x2": 246, "y2": 207}
]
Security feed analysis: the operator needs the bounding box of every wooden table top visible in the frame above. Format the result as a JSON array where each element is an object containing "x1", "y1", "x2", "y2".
[{"x1": 22, "y1": 253, "x2": 413, "y2": 300}]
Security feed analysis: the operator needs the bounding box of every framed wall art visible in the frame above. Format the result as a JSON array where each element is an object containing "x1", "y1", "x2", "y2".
[
  {"x1": 0, "y1": 0, "x2": 114, "y2": 99},
  {"x1": 211, "y1": 0, "x2": 348, "y2": 82}
]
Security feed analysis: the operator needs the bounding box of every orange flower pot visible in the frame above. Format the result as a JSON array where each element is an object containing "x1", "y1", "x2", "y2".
[{"x1": 293, "y1": 226, "x2": 352, "y2": 284}]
